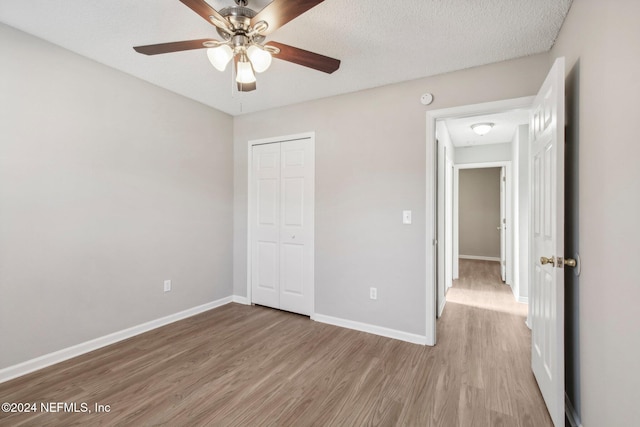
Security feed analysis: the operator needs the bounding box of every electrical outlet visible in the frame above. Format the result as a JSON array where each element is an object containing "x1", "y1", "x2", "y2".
[
  {"x1": 164, "y1": 280, "x2": 171, "y2": 292},
  {"x1": 370, "y1": 287, "x2": 377, "y2": 300}
]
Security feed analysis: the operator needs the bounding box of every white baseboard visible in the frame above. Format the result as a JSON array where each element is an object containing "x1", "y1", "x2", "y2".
[
  {"x1": 0, "y1": 296, "x2": 234, "y2": 384},
  {"x1": 459, "y1": 255, "x2": 501, "y2": 262},
  {"x1": 517, "y1": 296, "x2": 528, "y2": 304},
  {"x1": 232, "y1": 295, "x2": 250, "y2": 305},
  {"x1": 313, "y1": 314, "x2": 428, "y2": 345},
  {"x1": 565, "y1": 392, "x2": 582, "y2": 427}
]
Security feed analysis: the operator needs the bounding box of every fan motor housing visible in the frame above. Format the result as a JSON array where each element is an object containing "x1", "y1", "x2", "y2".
[{"x1": 217, "y1": 6, "x2": 264, "y2": 43}]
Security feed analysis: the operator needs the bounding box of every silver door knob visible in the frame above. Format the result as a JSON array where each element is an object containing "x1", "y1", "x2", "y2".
[{"x1": 540, "y1": 256, "x2": 556, "y2": 266}]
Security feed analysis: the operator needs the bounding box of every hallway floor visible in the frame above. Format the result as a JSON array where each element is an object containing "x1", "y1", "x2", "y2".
[{"x1": 435, "y1": 259, "x2": 552, "y2": 425}]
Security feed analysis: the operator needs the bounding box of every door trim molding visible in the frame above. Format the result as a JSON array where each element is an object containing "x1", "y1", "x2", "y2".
[
  {"x1": 455, "y1": 161, "x2": 513, "y2": 287},
  {"x1": 246, "y1": 132, "x2": 316, "y2": 315},
  {"x1": 459, "y1": 255, "x2": 501, "y2": 262},
  {"x1": 426, "y1": 96, "x2": 534, "y2": 346}
]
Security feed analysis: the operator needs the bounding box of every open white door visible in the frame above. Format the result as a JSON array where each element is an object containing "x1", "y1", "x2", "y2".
[
  {"x1": 500, "y1": 167, "x2": 506, "y2": 281},
  {"x1": 530, "y1": 57, "x2": 565, "y2": 427}
]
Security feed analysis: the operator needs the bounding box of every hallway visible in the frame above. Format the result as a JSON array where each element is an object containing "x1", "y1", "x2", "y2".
[{"x1": 435, "y1": 259, "x2": 552, "y2": 425}]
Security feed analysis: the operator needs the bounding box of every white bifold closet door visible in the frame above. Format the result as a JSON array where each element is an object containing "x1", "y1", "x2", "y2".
[{"x1": 251, "y1": 138, "x2": 314, "y2": 316}]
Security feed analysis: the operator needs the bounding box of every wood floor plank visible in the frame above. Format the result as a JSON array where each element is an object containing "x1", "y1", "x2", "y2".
[{"x1": 0, "y1": 260, "x2": 552, "y2": 426}]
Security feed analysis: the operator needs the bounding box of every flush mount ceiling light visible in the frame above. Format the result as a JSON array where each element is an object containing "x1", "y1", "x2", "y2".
[
  {"x1": 133, "y1": 0, "x2": 341, "y2": 92},
  {"x1": 471, "y1": 122, "x2": 495, "y2": 136}
]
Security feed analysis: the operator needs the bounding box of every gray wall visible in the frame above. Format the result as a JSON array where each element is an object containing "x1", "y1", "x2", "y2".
[
  {"x1": 0, "y1": 24, "x2": 234, "y2": 369},
  {"x1": 458, "y1": 168, "x2": 501, "y2": 258},
  {"x1": 550, "y1": 0, "x2": 640, "y2": 424},
  {"x1": 233, "y1": 54, "x2": 550, "y2": 336}
]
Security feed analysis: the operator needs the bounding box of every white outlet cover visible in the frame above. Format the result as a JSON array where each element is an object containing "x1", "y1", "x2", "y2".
[
  {"x1": 403, "y1": 210, "x2": 412, "y2": 224},
  {"x1": 164, "y1": 280, "x2": 171, "y2": 292}
]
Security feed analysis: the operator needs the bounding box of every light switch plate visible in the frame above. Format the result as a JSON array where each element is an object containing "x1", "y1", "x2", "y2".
[{"x1": 403, "y1": 210, "x2": 412, "y2": 224}]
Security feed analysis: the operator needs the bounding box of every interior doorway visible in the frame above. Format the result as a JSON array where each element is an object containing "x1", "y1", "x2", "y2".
[
  {"x1": 427, "y1": 60, "x2": 567, "y2": 426},
  {"x1": 457, "y1": 166, "x2": 503, "y2": 267},
  {"x1": 425, "y1": 96, "x2": 534, "y2": 345},
  {"x1": 440, "y1": 160, "x2": 514, "y2": 316}
]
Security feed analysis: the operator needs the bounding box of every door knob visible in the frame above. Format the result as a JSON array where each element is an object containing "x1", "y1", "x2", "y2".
[
  {"x1": 540, "y1": 256, "x2": 556, "y2": 266},
  {"x1": 560, "y1": 255, "x2": 581, "y2": 276}
]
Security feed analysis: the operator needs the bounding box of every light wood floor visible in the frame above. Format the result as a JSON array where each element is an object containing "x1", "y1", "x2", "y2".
[{"x1": 0, "y1": 260, "x2": 551, "y2": 426}]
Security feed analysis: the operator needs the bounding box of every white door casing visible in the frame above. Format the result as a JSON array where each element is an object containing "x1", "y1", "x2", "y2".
[
  {"x1": 530, "y1": 57, "x2": 565, "y2": 427},
  {"x1": 500, "y1": 167, "x2": 507, "y2": 281},
  {"x1": 249, "y1": 133, "x2": 315, "y2": 317},
  {"x1": 437, "y1": 143, "x2": 453, "y2": 317},
  {"x1": 436, "y1": 141, "x2": 444, "y2": 317},
  {"x1": 445, "y1": 158, "x2": 454, "y2": 290},
  {"x1": 426, "y1": 96, "x2": 535, "y2": 347}
]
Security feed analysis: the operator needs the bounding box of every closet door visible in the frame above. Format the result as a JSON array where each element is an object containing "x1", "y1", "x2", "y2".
[
  {"x1": 250, "y1": 137, "x2": 314, "y2": 316},
  {"x1": 279, "y1": 140, "x2": 314, "y2": 315},
  {"x1": 251, "y1": 143, "x2": 281, "y2": 309}
]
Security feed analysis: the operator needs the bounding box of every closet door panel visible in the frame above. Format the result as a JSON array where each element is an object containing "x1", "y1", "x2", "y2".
[
  {"x1": 251, "y1": 143, "x2": 281, "y2": 308},
  {"x1": 279, "y1": 140, "x2": 314, "y2": 315}
]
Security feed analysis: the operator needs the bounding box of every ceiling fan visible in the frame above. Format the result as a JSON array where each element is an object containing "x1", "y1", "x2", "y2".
[{"x1": 133, "y1": 0, "x2": 341, "y2": 92}]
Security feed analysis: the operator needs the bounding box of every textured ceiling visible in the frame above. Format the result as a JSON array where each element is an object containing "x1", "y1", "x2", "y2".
[{"x1": 0, "y1": 0, "x2": 572, "y2": 116}]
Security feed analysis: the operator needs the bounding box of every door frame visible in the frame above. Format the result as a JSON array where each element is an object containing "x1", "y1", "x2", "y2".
[
  {"x1": 246, "y1": 131, "x2": 316, "y2": 313},
  {"x1": 426, "y1": 96, "x2": 534, "y2": 346},
  {"x1": 436, "y1": 145, "x2": 455, "y2": 318},
  {"x1": 454, "y1": 162, "x2": 513, "y2": 284}
]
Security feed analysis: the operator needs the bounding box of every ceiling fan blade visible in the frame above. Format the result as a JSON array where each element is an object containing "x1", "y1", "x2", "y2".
[
  {"x1": 133, "y1": 38, "x2": 217, "y2": 55},
  {"x1": 251, "y1": 0, "x2": 325, "y2": 35},
  {"x1": 179, "y1": 0, "x2": 230, "y2": 30},
  {"x1": 267, "y1": 41, "x2": 340, "y2": 74}
]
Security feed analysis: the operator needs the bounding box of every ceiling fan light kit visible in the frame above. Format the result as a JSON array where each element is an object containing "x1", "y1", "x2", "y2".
[
  {"x1": 246, "y1": 45, "x2": 272, "y2": 73},
  {"x1": 236, "y1": 53, "x2": 257, "y2": 84},
  {"x1": 207, "y1": 44, "x2": 233, "y2": 71},
  {"x1": 133, "y1": 0, "x2": 341, "y2": 92}
]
